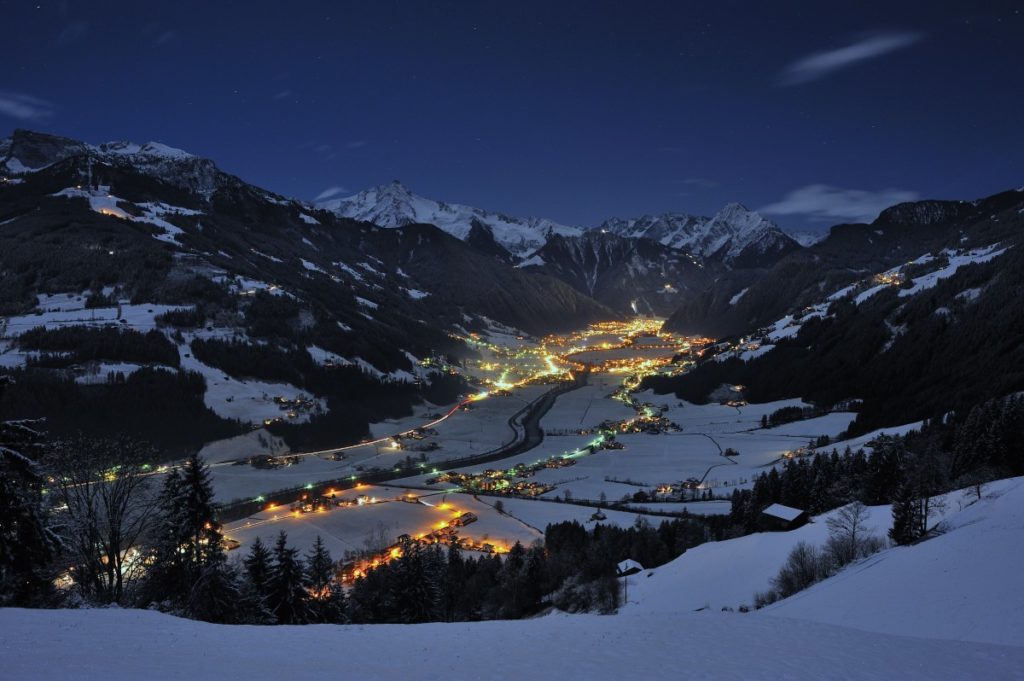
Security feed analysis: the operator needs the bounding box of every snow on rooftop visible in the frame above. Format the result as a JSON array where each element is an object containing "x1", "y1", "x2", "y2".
[{"x1": 762, "y1": 503, "x2": 805, "y2": 522}]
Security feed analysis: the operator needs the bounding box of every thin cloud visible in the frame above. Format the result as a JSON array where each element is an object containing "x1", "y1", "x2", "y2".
[
  {"x1": 272, "y1": 90, "x2": 292, "y2": 100},
  {"x1": 346, "y1": 140, "x2": 369, "y2": 149},
  {"x1": 759, "y1": 184, "x2": 919, "y2": 223},
  {"x1": 0, "y1": 90, "x2": 55, "y2": 121},
  {"x1": 314, "y1": 186, "x2": 349, "y2": 201},
  {"x1": 779, "y1": 31, "x2": 924, "y2": 86}
]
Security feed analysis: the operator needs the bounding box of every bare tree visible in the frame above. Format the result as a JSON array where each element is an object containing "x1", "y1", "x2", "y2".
[
  {"x1": 362, "y1": 521, "x2": 393, "y2": 556},
  {"x1": 47, "y1": 435, "x2": 157, "y2": 604},
  {"x1": 825, "y1": 501, "x2": 872, "y2": 567}
]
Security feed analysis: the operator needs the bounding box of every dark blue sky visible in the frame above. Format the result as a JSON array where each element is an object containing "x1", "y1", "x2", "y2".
[{"x1": 2, "y1": 1, "x2": 1021, "y2": 230}]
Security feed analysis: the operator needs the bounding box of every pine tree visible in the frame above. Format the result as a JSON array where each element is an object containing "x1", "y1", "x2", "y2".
[
  {"x1": 268, "y1": 531, "x2": 310, "y2": 624},
  {"x1": 0, "y1": 390, "x2": 58, "y2": 606},
  {"x1": 187, "y1": 559, "x2": 242, "y2": 624},
  {"x1": 306, "y1": 535, "x2": 345, "y2": 623},
  {"x1": 244, "y1": 536, "x2": 273, "y2": 599},
  {"x1": 443, "y1": 541, "x2": 465, "y2": 622},
  {"x1": 889, "y1": 479, "x2": 919, "y2": 546},
  {"x1": 145, "y1": 453, "x2": 231, "y2": 617},
  {"x1": 391, "y1": 537, "x2": 443, "y2": 623},
  {"x1": 177, "y1": 454, "x2": 225, "y2": 572},
  {"x1": 237, "y1": 537, "x2": 275, "y2": 624}
]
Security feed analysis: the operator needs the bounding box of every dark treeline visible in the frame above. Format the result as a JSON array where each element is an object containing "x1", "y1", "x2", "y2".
[
  {"x1": 347, "y1": 515, "x2": 729, "y2": 623},
  {"x1": 731, "y1": 394, "x2": 1024, "y2": 542},
  {"x1": 190, "y1": 336, "x2": 315, "y2": 386},
  {"x1": 19, "y1": 325, "x2": 180, "y2": 368},
  {"x1": 762, "y1": 404, "x2": 826, "y2": 429},
  {"x1": 191, "y1": 334, "x2": 473, "y2": 451},
  {"x1": 0, "y1": 367, "x2": 243, "y2": 457}
]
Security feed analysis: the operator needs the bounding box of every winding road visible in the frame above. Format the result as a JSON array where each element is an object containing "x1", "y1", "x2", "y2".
[{"x1": 217, "y1": 371, "x2": 589, "y2": 523}]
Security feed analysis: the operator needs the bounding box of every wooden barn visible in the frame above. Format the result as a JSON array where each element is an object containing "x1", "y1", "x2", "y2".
[{"x1": 759, "y1": 503, "x2": 809, "y2": 532}]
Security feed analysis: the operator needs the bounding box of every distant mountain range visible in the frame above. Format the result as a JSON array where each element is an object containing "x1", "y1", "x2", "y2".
[
  {"x1": 319, "y1": 180, "x2": 805, "y2": 269},
  {"x1": 596, "y1": 204, "x2": 802, "y2": 268},
  {"x1": 319, "y1": 181, "x2": 582, "y2": 258}
]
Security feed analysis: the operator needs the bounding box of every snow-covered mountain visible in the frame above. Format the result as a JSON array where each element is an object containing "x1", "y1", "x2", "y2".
[
  {"x1": 788, "y1": 230, "x2": 827, "y2": 247},
  {"x1": 596, "y1": 203, "x2": 802, "y2": 268},
  {"x1": 0, "y1": 129, "x2": 239, "y2": 198},
  {"x1": 321, "y1": 183, "x2": 803, "y2": 267},
  {"x1": 319, "y1": 181, "x2": 583, "y2": 257}
]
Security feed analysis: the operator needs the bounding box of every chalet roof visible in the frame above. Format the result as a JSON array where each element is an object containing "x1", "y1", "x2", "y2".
[
  {"x1": 617, "y1": 558, "x2": 644, "y2": 575},
  {"x1": 762, "y1": 503, "x2": 806, "y2": 522}
]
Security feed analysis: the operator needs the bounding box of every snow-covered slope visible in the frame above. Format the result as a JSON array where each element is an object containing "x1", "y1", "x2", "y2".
[
  {"x1": 597, "y1": 203, "x2": 801, "y2": 267},
  {"x1": 765, "y1": 476, "x2": 1024, "y2": 646},
  {"x1": 623, "y1": 476, "x2": 1024, "y2": 647},
  {"x1": 2, "y1": 606, "x2": 1020, "y2": 681},
  {"x1": 320, "y1": 181, "x2": 582, "y2": 257}
]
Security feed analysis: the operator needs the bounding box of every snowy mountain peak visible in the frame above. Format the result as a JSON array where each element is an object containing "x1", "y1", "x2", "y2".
[
  {"x1": 596, "y1": 204, "x2": 801, "y2": 267},
  {"x1": 97, "y1": 140, "x2": 195, "y2": 160},
  {"x1": 319, "y1": 182, "x2": 583, "y2": 256},
  {"x1": 0, "y1": 129, "x2": 227, "y2": 197},
  {"x1": 717, "y1": 201, "x2": 751, "y2": 217},
  {"x1": 1, "y1": 129, "x2": 196, "y2": 172}
]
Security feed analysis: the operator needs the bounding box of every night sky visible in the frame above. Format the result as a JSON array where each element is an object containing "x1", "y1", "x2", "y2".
[{"x1": 2, "y1": 1, "x2": 1021, "y2": 231}]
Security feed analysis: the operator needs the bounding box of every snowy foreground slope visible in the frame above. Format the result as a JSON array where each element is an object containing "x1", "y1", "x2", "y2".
[
  {"x1": 1, "y1": 607, "x2": 1021, "y2": 681},
  {"x1": 3, "y1": 479, "x2": 1022, "y2": 679},
  {"x1": 624, "y1": 476, "x2": 1024, "y2": 647}
]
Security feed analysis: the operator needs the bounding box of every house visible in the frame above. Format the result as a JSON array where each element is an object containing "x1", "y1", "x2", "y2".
[
  {"x1": 616, "y1": 558, "x2": 644, "y2": 576},
  {"x1": 759, "y1": 503, "x2": 809, "y2": 531}
]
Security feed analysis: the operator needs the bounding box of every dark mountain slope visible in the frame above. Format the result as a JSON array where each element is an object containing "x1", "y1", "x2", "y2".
[
  {"x1": 664, "y1": 189, "x2": 1024, "y2": 337},
  {"x1": 521, "y1": 231, "x2": 713, "y2": 316}
]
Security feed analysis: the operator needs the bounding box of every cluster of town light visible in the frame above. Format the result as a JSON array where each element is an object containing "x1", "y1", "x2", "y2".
[{"x1": 229, "y1": 319, "x2": 714, "y2": 581}]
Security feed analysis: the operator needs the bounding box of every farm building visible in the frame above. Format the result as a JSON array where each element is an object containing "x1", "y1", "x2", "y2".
[{"x1": 759, "y1": 503, "x2": 809, "y2": 532}]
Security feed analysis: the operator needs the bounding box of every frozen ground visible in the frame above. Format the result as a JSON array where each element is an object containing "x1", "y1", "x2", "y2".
[
  {"x1": 223, "y1": 486, "x2": 542, "y2": 556},
  {"x1": 539, "y1": 376, "x2": 636, "y2": 431},
  {"x1": 209, "y1": 455, "x2": 352, "y2": 504},
  {"x1": 1, "y1": 607, "x2": 1020, "y2": 681},
  {"x1": 0, "y1": 298, "x2": 188, "y2": 338},
  {"x1": 199, "y1": 429, "x2": 289, "y2": 463},
  {"x1": 369, "y1": 385, "x2": 549, "y2": 458},
  {"x1": 478, "y1": 496, "x2": 680, "y2": 532},
  {"x1": 177, "y1": 344, "x2": 322, "y2": 425},
  {"x1": 621, "y1": 500, "x2": 732, "y2": 515}
]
